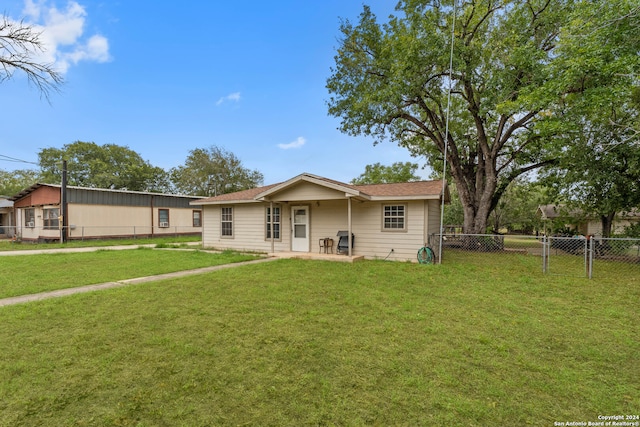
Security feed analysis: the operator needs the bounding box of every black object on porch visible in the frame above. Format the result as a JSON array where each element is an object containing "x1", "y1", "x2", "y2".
[{"x1": 336, "y1": 231, "x2": 354, "y2": 254}]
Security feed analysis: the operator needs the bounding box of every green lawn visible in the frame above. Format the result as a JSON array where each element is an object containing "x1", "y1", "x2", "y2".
[
  {"x1": 0, "y1": 252, "x2": 637, "y2": 426},
  {"x1": 0, "y1": 248, "x2": 259, "y2": 299}
]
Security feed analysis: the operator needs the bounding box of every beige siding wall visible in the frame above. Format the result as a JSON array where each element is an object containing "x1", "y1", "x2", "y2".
[
  {"x1": 67, "y1": 204, "x2": 201, "y2": 238},
  {"x1": 586, "y1": 218, "x2": 638, "y2": 236},
  {"x1": 16, "y1": 206, "x2": 60, "y2": 240},
  {"x1": 351, "y1": 201, "x2": 426, "y2": 261},
  {"x1": 202, "y1": 199, "x2": 442, "y2": 261},
  {"x1": 427, "y1": 200, "x2": 441, "y2": 244},
  {"x1": 271, "y1": 182, "x2": 347, "y2": 201},
  {"x1": 203, "y1": 204, "x2": 291, "y2": 253},
  {"x1": 308, "y1": 200, "x2": 348, "y2": 253}
]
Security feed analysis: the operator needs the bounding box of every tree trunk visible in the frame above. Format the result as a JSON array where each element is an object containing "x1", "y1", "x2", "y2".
[
  {"x1": 600, "y1": 212, "x2": 616, "y2": 238},
  {"x1": 449, "y1": 158, "x2": 494, "y2": 235},
  {"x1": 453, "y1": 176, "x2": 492, "y2": 234}
]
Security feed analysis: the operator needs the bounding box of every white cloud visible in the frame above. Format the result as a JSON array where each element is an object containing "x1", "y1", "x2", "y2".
[
  {"x1": 17, "y1": 0, "x2": 111, "y2": 74},
  {"x1": 278, "y1": 136, "x2": 306, "y2": 150},
  {"x1": 216, "y1": 92, "x2": 241, "y2": 106}
]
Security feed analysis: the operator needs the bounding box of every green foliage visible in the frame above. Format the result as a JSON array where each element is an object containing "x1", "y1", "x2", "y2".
[
  {"x1": 38, "y1": 141, "x2": 170, "y2": 192},
  {"x1": 327, "y1": 0, "x2": 640, "y2": 234},
  {"x1": 623, "y1": 222, "x2": 640, "y2": 238},
  {"x1": 490, "y1": 179, "x2": 550, "y2": 233},
  {"x1": 537, "y1": 0, "x2": 640, "y2": 237},
  {"x1": 0, "y1": 169, "x2": 40, "y2": 196},
  {"x1": 351, "y1": 161, "x2": 421, "y2": 184},
  {"x1": 170, "y1": 145, "x2": 264, "y2": 197},
  {"x1": 443, "y1": 184, "x2": 463, "y2": 226}
]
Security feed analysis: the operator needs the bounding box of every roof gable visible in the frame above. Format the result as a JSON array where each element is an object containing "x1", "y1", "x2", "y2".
[{"x1": 255, "y1": 173, "x2": 361, "y2": 201}]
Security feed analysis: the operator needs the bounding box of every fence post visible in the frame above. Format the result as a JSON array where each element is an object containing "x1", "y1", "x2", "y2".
[
  {"x1": 588, "y1": 238, "x2": 594, "y2": 279},
  {"x1": 583, "y1": 237, "x2": 588, "y2": 278},
  {"x1": 542, "y1": 235, "x2": 547, "y2": 274}
]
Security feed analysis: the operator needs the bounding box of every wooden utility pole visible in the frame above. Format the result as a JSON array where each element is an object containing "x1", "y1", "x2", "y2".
[{"x1": 61, "y1": 160, "x2": 68, "y2": 243}]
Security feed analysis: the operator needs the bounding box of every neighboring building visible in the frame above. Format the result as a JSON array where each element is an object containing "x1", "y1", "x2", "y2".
[
  {"x1": 0, "y1": 197, "x2": 15, "y2": 238},
  {"x1": 193, "y1": 173, "x2": 449, "y2": 262},
  {"x1": 9, "y1": 183, "x2": 203, "y2": 242},
  {"x1": 537, "y1": 204, "x2": 640, "y2": 236}
]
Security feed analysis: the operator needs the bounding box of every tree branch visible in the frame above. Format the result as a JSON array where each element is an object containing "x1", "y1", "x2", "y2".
[{"x1": 0, "y1": 16, "x2": 64, "y2": 101}]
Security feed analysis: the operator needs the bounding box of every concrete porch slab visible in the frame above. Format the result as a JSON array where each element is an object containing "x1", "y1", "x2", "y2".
[{"x1": 268, "y1": 251, "x2": 365, "y2": 263}]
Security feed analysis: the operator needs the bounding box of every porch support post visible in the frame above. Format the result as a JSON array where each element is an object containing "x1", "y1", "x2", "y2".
[
  {"x1": 270, "y1": 201, "x2": 274, "y2": 254},
  {"x1": 347, "y1": 196, "x2": 352, "y2": 257}
]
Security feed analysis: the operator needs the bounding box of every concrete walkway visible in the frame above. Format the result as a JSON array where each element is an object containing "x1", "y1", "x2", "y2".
[
  {"x1": 0, "y1": 241, "x2": 203, "y2": 257},
  {"x1": 0, "y1": 243, "x2": 367, "y2": 307},
  {"x1": 0, "y1": 248, "x2": 278, "y2": 307}
]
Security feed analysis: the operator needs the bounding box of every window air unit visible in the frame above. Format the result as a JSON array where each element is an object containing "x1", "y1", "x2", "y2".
[
  {"x1": 159, "y1": 222, "x2": 169, "y2": 228},
  {"x1": 27, "y1": 222, "x2": 35, "y2": 228}
]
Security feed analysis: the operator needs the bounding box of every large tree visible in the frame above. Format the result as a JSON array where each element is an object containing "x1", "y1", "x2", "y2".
[
  {"x1": 539, "y1": 0, "x2": 640, "y2": 237},
  {"x1": 170, "y1": 146, "x2": 264, "y2": 197},
  {"x1": 38, "y1": 141, "x2": 170, "y2": 192},
  {"x1": 543, "y1": 121, "x2": 640, "y2": 237},
  {"x1": 351, "y1": 161, "x2": 421, "y2": 184},
  {"x1": 0, "y1": 168, "x2": 40, "y2": 196},
  {"x1": 0, "y1": 14, "x2": 63, "y2": 100},
  {"x1": 489, "y1": 178, "x2": 549, "y2": 234},
  {"x1": 327, "y1": 0, "x2": 640, "y2": 233}
]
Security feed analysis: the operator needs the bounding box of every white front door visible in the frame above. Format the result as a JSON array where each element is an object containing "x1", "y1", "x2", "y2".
[{"x1": 291, "y1": 206, "x2": 309, "y2": 252}]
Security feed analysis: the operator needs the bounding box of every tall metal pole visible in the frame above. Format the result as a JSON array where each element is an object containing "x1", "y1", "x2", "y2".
[{"x1": 438, "y1": 1, "x2": 457, "y2": 264}]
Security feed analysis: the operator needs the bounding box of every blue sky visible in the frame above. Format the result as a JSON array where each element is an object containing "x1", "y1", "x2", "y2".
[{"x1": 1, "y1": 0, "x2": 430, "y2": 185}]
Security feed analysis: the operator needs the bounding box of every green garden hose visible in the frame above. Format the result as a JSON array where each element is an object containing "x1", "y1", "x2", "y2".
[{"x1": 417, "y1": 246, "x2": 435, "y2": 264}]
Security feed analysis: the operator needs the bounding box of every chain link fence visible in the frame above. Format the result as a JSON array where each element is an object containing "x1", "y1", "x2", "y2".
[
  {"x1": 589, "y1": 237, "x2": 640, "y2": 279},
  {"x1": 431, "y1": 233, "x2": 639, "y2": 279},
  {"x1": 546, "y1": 235, "x2": 589, "y2": 277}
]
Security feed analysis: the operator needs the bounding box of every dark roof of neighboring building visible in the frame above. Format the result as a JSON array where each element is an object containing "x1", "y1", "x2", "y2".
[
  {"x1": 537, "y1": 204, "x2": 640, "y2": 219},
  {"x1": 9, "y1": 183, "x2": 204, "y2": 202}
]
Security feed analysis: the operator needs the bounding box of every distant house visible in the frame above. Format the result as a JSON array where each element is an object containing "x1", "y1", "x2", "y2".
[
  {"x1": 9, "y1": 183, "x2": 203, "y2": 242},
  {"x1": 0, "y1": 197, "x2": 14, "y2": 238},
  {"x1": 193, "y1": 173, "x2": 449, "y2": 262},
  {"x1": 537, "y1": 204, "x2": 640, "y2": 236}
]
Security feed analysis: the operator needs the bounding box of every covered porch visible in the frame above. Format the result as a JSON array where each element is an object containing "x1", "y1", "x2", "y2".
[{"x1": 256, "y1": 175, "x2": 363, "y2": 258}]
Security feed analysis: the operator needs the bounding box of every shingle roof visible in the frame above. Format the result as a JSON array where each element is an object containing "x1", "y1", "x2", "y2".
[
  {"x1": 199, "y1": 183, "x2": 281, "y2": 202},
  {"x1": 197, "y1": 173, "x2": 447, "y2": 204},
  {"x1": 352, "y1": 180, "x2": 445, "y2": 198}
]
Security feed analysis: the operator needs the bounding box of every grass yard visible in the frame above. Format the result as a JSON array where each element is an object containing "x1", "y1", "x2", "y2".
[
  {"x1": 0, "y1": 253, "x2": 638, "y2": 426},
  {"x1": 0, "y1": 248, "x2": 259, "y2": 299}
]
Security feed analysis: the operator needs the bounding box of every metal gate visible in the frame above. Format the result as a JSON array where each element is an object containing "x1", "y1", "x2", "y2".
[{"x1": 545, "y1": 236, "x2": 588, "y2": 277}]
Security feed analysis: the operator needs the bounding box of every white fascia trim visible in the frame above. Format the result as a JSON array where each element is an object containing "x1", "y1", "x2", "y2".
[
  {"x1": 368, "y1": 195, "x2": 441, "y2": 202},
  {"x1": 193, "y1": 200, "x2": 261, "y2": 206},
  {"x1": 255, "y1": 173, "x2": 361, "y2": 200}
]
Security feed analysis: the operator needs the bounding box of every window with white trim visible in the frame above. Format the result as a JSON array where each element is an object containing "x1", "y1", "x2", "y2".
[
  {"x1": 266, "y1": 205, "x2": 281, "y2": 240},
  {"x1": 383, "y1": 204, "x2": 406, "y2": 230},
  {"x1": 159, "y1": 209, "x2": 170, "y2": 227},
  {"x1": 193, "y1": 210, "x2": 202, "y2": 227},
  {"x1": 24, "y1": 208, "x2": 35, "y2": 227},
  {"x1": 43, "y1": 208, "x2": 60, "y2": 230},
  {"x1": 221, "y1": 207, "x2": 233, "y2": 237}
]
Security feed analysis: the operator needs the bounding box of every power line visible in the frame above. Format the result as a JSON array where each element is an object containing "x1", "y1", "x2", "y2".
[{"x1": 0, "y1": 154, "x2": 39, "y2": 166}]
